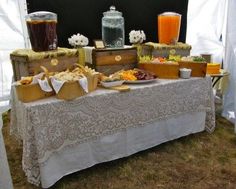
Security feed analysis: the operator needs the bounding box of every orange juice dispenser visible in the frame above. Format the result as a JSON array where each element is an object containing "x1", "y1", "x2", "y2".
[{"x1": 158, "y1": 12, "x2": 181, "y2": 44}]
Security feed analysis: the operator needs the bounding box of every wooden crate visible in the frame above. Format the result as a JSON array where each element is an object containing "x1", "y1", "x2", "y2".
[
  {"x1": 178, "y1": 61, "x2": 207, "y2": 77},
  {"x1": 206, "y1": 63, "x2": 221, "y2": 74},
  {"x1": 138, "y1": 62, "x2": 179, "y2": 79},
  {"x1": 92, "y1": 47, "x2": 137, "y2": 75},
  {"x1": 10, "y1": 48, "x2": 78, "y2": 81},
  {"x1": 140, "y1": 42, "x2": 191, "y2": 58}
]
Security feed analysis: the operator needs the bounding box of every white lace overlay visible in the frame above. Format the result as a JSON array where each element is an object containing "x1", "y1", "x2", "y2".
[{"x1": 10, "y1": 77, "x2": 215, "y2": 186}]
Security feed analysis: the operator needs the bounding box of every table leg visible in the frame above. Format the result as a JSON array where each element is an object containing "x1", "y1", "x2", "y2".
[{"x1": 212, "y1": 76, "x2": 222, "y2": 87}]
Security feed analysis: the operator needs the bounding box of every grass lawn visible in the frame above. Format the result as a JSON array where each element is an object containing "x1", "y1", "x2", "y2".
[{"x1": 2, "y1": 110, "x2": 236, "y2": 189}]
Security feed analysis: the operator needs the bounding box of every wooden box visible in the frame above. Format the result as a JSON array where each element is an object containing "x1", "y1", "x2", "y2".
[
  {"x1": 138, "y1": 62, "x2": 179, "y2": 79},
  {"x1": 140, "y1": 42, "x2": 191, "y2": 58},
  {"x1": 10, "y1": 48, "x2": 78, "y2": 81},
  {"x1": 56, "y1": 74, "x2": 99, "y2": 100},
  {"x1": 178, "y1": 61, "x2": 207, "y2": 77},
  {"x1": 206, "y1": 63, "x2": 221, "y2": 74},
  {"x1": 15, "y1": 83, "x2": 54, "y2": 103},
  {"x1": 92, "y1": 47, "x2": 137, "y2": 75}
]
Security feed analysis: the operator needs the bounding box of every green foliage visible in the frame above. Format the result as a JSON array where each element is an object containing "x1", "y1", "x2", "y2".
[{"x1": 138, "y1": 55, "x2": 154, "y2": 63}]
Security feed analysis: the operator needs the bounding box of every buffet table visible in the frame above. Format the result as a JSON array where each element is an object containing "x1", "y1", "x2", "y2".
[{"x1": 10, "y1": 77, "x2": 215, "y2": 188}]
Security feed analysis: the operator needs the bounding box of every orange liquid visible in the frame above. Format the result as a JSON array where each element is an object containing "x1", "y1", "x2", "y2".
[{"x1": 158, "y1": 14, "x2": 181, "y2": 44}]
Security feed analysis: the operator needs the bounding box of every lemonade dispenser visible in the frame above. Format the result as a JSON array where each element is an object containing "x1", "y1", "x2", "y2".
[{"x1": 158, "y1": 12, "x2": 181, "y2": 44}]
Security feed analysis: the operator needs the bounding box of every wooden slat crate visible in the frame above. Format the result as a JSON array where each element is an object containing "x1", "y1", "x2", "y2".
[
  {"x1": 10, "y1": 48, "x2": 78, "y2": 81},
  {"x1": 139, "y1": 42, "x2": 191, "y2": 58},
  {"x1": 92, "y1": 47, "x2": 137, "y2": 75}
]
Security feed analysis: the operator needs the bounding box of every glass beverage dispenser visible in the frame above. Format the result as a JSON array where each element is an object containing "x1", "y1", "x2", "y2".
[
  {"x1": 26, "y1": 11, "x2": 58, "y2": 52},
  {"x1": 102, "y1": 6, "x2": 125, "y2": 48},
  {"x1": 158, "y1": 12, "x2": 181, "y2": 44}
]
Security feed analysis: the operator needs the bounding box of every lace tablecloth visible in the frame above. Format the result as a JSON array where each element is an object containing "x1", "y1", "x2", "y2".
[{"x1": 10, "y1": 77, "x2": 215, "y2": 186}]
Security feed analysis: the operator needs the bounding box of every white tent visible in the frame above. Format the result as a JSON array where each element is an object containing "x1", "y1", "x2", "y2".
[
  {"x1": 0, "y1": 0, "x2": 27, "y2": 188},
  {"x1": 0, "y1": 0, "x2": 236, "y2": 188},
  {"x1": 0, "y1": 0, "x2": 28, "y2": 107},
  {"x1": 186, "y1": 0, "x2": 236, "y2": 126},
  {"x1": 222, "y1": 0, "x2": 236, "y2": 128}
]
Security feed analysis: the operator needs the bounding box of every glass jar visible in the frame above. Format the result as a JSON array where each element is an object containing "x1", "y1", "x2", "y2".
[
  {"x1": 26, "y1": 11, "x2": 58, "y2": 52},
  {"x1": 157, "y1": 12, "x2": 181, "y2": 44},
  {"x1": 102, "y1": 6, "x2": 124, "y2": 48}
]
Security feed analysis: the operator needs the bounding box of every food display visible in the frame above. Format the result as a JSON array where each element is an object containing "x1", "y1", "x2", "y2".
[
  {"x1": 181, "y1": 56, "x2": 206, "y2": 62},
  {"x1": 14, "y1": 65, "x2": 100, "y2": 102},
  {"x1": 177, "y1": 56, "x2": 220, "y2": 75},
  {"x1": 19, "y1": 76, "x2": 33, "y2": 85},
  {"x1": 115, "y1": 69, "x2": 157, "y2": 81},
  {"x1": 138, "y1": 55, "x2": 179, "y2": 79},
  {"x1": 17, "y1": 66, "x2": 52, "y2": 86},
  {"x1": 15, "y1": 67, "x2": 54, "y2": 103},
  {"x1": 100, "y1": 72, "x2": 122, "y2": 82},
  {"x1": 50, "y1": 65, "x2": 99, "y2": 100},
  {"x1": 178, "y1": 56, "x2": 207, "y2": 77}
]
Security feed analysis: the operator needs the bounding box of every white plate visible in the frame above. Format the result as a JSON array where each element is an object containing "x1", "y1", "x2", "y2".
[
  {"x1": 124, "y1": 79, "x2": 157, "y2": 84},
  {"x1": 100, "y1": 80, "x2": 125, "y2": 88}
]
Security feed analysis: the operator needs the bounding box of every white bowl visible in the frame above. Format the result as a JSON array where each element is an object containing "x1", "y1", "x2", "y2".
[
  {"x1": 180, "y1": 68, "x2": 192, "y2": 79},
  {"x1": 100, "y1": 80, "x2": 125, "y2": 88}
]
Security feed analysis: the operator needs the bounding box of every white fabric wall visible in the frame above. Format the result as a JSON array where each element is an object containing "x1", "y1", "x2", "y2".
[
  {"x1": 0, "y1": 0, "x2": 28, "y2": 107},
  {"x1": 186, "y1": 0, "x2": 227, "y2": 63},
  {"x1": 187, "y1": 0, "x2": 236, "y2": 126},
  {"x1": 222, "y1": 0, "x2": 236, "y2": 126},
  {"x1": 0, "y1": 1, "x2": 28, "y2": 188}
]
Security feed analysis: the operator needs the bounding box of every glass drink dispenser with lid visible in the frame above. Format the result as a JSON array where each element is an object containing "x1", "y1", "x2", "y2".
[
  {"x1": 102, "y1": 6, "x2": 125, "y2": 48},
  {"x1": 158, "y1": 12, "x2": 181, "y2": 44},
  {"x1": 26, "y1": 11, "x2": 58, "y2": 52}
]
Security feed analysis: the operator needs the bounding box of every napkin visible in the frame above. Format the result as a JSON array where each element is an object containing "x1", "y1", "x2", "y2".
[{"x1": 51, "y1": 77, "x2": 89, "y2": 94}]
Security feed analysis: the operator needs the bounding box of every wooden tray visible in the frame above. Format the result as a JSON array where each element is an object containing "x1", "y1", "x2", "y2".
[
  {"x1": 178, "y1": 61, "x2": 207, "y2": 77},
  {"x1": 138, "y1": 62, "x2": 179, "y2": 79}
]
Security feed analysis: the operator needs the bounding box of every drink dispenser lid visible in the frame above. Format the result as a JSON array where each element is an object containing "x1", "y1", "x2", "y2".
[
  {"x1": 26, "y1": 11, "x2": 57, "y2": 21},
  {"x1": 103, "y1": 6, "x2": 122, "y2": 17},
  {"x1": 159, "y1": 12, "x2": 181, "y2": 16}
]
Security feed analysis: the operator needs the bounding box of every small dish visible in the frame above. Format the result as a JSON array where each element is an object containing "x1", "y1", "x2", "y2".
[
  {"x1": 100, "y1": 80, "x2": 125, "y2": 88},
  {"x1": 180, "y1": 68, "x2": 192, "y2": 79}
]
